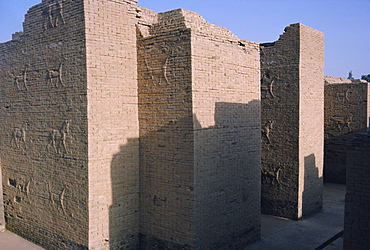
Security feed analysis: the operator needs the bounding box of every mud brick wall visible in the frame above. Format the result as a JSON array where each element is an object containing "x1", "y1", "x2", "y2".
[
  {"x1": 260, "y1": 23, "x2": 324, "y2": 219},
  {"x1": 138, "y1": 12, "x2": 194, "y2": 249},
  {"x1": 138, "y1": 8, "x2": 261, "y2": 249},
  {"x1": 0, "y1": 0, "x2": 89, "y2": 248},
  {"x1": 344, "y1": 132, "x2": 370, "y2": 249},
  {"x1": 84, "y1": 0, "x2": 142, "y2": 248},
  {"x1": 191, "y1": 10, "x2": 261, "y2": 249},
  {"x1": 324, "y1": 78, "x2": 370, "y2": 184}
]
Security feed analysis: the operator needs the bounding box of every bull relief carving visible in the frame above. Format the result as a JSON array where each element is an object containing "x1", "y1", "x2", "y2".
[
  {"x1": 331, "y1": 115, "x2": 353, "y2": 132},
  {"x1": 336, "y1": 88, "x2": 351, "y2": 102},
  {"x1": 11, "y1": 122, "x2": 29, "y2": 150},
  {"x1": 43, "y1": 0, "x2": 65, "y2": 30},
  {"x1": 262, "y1": 120, "x2": 274, "y2": 144},
  {"x1": 9, "y1": 64, "x2": 29, "y2": 91},
  {"x1": 47, "y1": 120, "x2": 71, "y2": 154},
  {"x1": 45, "y1": 57, "x2": 65, "y2": 88},
  {"x1": 16, "y1": 179, "x2": 32, "y2": 204},
  {"x1": 47, "y1": 182, "x2": 67, "y2": 215},
  {"x1": 262, "y1": 166, "x2": 283, "y2": 186}
]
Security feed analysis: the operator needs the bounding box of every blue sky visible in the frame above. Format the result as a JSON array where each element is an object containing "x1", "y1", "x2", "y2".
[{"x1": 0, "y1": 0, "x2": 368, "y2": 78}]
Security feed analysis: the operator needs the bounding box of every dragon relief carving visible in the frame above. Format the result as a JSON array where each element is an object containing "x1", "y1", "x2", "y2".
[
  {"x1": 142, "y1": 32, "x2": 189, "y2": 85},
  {"x1": 262, "y1": 120, "x2": 274, "y2": 144}
]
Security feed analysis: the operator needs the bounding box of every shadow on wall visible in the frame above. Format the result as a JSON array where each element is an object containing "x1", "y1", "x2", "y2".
[
  {"x1": 324, "y1": 128, "x2": 367, "y2": 184},
  {"x1": 194, "y1": 100, "x2": 261, "y2": 249},
  {"x1": 302, "y1": 154, "x2": 323, "y2": 217},
  {"x1": 108, "y1": 100, "x2": 261, "y2": 249},
  {"x1": 109, "y1": 138, "x2": 140, "y2": 249}
]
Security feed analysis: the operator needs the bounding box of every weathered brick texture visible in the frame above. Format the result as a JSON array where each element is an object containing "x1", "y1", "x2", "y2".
[
  {"x1": 344, "y1": 132, "x2": 370, "y2": 250},
  {"x1": 260, "y1": 23, "x2": 324, "y2": 219},
  {"x1": 324, "y1": 77, "x2": 370, "y2": 184}
]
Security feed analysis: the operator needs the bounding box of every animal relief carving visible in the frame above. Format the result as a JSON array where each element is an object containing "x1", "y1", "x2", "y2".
[
  {"x1": 43, "y1": 0, "x2": 65, "y2": 30},
  {"x1": 262, "y1": 166, "x2": 283, "y2": 186},
  {"x1": 9, "y1": 65, "x2": 29, "y2": 91},
  {"x1": 11, "y1": 122, "x2": 28, "y2": 150},
  {"x1": 47, "y1": 182, "x2": 67, "y2": 215},
  {"x1": 261, "y1": 72, "x2": 276, "y2": 98},
  {"x1": 142, "y1": 33, "x2": 188, "y2": 85},
  {"x1": 46, "y1": 59, "x2": 65, "y2": 88},
  {"x1": 262, "y1": 120, "x2": 274, "y2": 144},
  {"x1": 331, "y1": 115, "x2": 353, "y2": 132},
  {"x1": 47, "y1": 120, "x2": 71, "y2": 154},
  {"x1": 336, "y1": 88, "x2": 350, "y2": 102}
]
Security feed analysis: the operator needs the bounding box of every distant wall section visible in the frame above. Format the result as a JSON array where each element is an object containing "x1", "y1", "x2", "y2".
[
  {"x1": 324, "y1": 77, "x2": 370, "y2": 184},
  {"x1": 344, "y1": 132, "x2": 370, "y2": 249}
]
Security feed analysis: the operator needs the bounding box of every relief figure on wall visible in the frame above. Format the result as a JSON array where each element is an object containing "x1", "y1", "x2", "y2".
[
  {"x1": 46, "y1": 59, "x2": 64, "y2": 88},
  {"x1": 47, "y1": 120, "x2": 71, "y2": 154},
  {"x1": 9, "y1": 64, "x2": 29, "y2": 91},
  {"x1": 331, "y1": 115, "x2": 353, "y2": 132},
  {"x1": 47, "y1": 182, "x2": 67, "y2": 215},
  {"x1": 142, "y1": 32, "x2": 189, "y2": 86},
  {"x1": 43, "y1": 0, "x2": 65, "y2": 30},
  {"x1": 262, "y1": 120, "x2": 274, "y2": 144},
  {"x1": 336, "y1": 88, "x2": 351, "y2": 102},
  {"x1": 261, "y1": 71, "x2": 276, "y2": 99},
  {"x1": 11, "y1": 122, "x2": 28, "y2": 150},
  {"x1": 262, "y1": 166, "x2": 283, "y2": 186}
]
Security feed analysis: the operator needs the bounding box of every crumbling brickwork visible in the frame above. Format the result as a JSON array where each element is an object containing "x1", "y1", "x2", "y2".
[
  {"x1": 260, "y1": 23, "x2": 324, "y2": 219},
  {"x1": 324, "y1": 77, "x2": 370, "y2": 184},
  {"x1": 344, "y1": 132, "x2": 370, "y2": 250}
]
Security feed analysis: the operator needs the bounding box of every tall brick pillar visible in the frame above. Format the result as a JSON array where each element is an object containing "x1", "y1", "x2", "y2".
[
  {"x1": 138, "y1": 8, "x2": 261, "y2": 249},
  {"x1": 84, "y1": 0, "x2": 142, "y2": 248},
  {"x1": 260, "y1": 23, "x2": 324, "y2": 219}
]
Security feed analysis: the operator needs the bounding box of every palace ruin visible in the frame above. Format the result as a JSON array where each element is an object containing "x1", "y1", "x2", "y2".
[{"x1": 0, "y1": 0, "x2": 369, "y2": 249}]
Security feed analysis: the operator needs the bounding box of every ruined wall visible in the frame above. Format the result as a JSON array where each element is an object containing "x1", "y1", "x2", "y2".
[
  {"x1": 324, "y1": 77, "x2": 370, "y2": 184},
  {"x1": 138, "y1": 8, "x2": 261, "y2": 249},
  {"x1": 260, "y1": 23, "x2": 324, "y2": 219},
  {"x1": 0, "y1": 0, "x2": 89, "y2": 248},
  {"x1": 344, "y1": 132, "x2": 370, "y2": 249}
]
